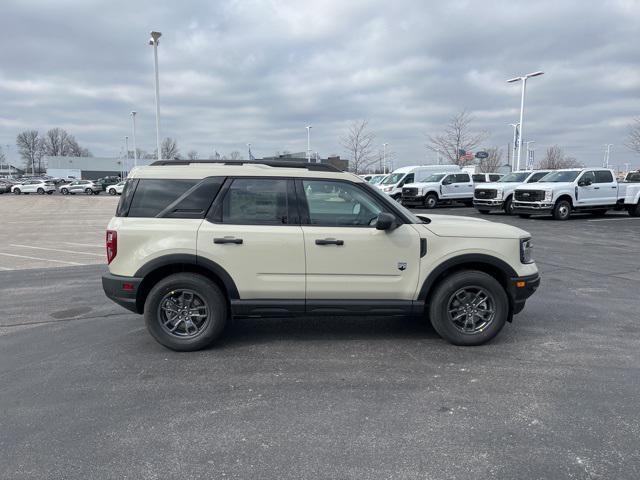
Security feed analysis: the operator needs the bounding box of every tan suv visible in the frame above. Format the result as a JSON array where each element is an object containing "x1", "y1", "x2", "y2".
[{"x1": 102, "y1": 160, "x2": 540, "y2": 351}]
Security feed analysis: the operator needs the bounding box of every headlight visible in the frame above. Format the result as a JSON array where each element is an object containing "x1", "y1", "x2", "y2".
[
  {"x1": 495, "y1": 189, "x2": 503, "y2": 199},
  {"x1": 520, "y1": 238, "x2": 534, "y2": 264},
  {"x1": 544, "y1": 190, "x2": 552, "y2": 202},
  {"x1": 384, "y1": 186, "x2": 393, "y2": 192}
]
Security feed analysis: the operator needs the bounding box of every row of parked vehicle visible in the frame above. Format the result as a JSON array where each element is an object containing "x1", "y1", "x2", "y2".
[
  {"x1": 0, "y1": 176, "x2": 126, "y2": 196},
  {"x1": 360, "y1": 166, "x2": 640, "y2": 219}
]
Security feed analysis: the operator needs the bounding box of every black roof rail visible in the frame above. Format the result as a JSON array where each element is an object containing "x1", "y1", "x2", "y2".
[{"x1": 149, "y1": 159, "x2": 342, "y2": 172}]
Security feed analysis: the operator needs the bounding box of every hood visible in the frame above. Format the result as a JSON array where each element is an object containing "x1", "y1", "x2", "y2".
[
  {"x1": 517, "y1": 182, "x2": 572, "y2": 190},
  {"x1": 475, "y1": 182, "x2": 520, "y2": 190},
  {"x1": 404, "y1": 181, "x2": 440, "y2": 189},
  {"x1": 416, "y1": 214, "x2": 530, "y2": 239}
]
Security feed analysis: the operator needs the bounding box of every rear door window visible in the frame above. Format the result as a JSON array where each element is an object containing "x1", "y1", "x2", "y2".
[
  {"x1": 221, "y1": 178, "x2": 290, "y2": 225},
  {"x1": 489, "y1": 174, "x2": 501, "y2": 181},
  {"x1": 594, "y1": 170, "x2": 614, "y2": 183},
  {"x1": 473, "y1": 174, "x2": 486, "y2": 183},
  {"x1": 456, "y1": 174, "x2": 471, "y2": 183}
]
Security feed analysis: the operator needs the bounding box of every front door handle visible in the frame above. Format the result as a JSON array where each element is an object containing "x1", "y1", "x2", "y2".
[
  {"x1": 315, "y1": 238, "x2": 344, "y2": 246},
  {"x1": 594, "y1": 186, "x2": 600, "y2": 190},
  {"x1": 214, "y1": 237, "x2": 243, "y2": 244}
]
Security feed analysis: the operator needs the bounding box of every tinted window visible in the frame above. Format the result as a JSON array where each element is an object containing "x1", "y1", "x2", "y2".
[
  {"x1": 456, "y1": 174, "x2": 470, "y2": 183},
  {"x1": 489, "y1": 174, "x2": 502, "y2": 181},
  {"x1": 581, "y1": 171, "x2": 596, "y2": 184},
  {"x1": 302, "y1": 180, "x2": 383, "y2": 227},
  {"x1": 160, "y1": 177, "x2": 223, "y2": 218},
  {"x1": 625, "y1": 172, "x2": 640, "y2": 182},
  {"x1": 401, "y1": 173, "x2": 414, "y2": 185},
  {"x1": 541, "y1": 171, "x2": 581, "y2": 182},
  {"x1": 443, "y1": 174, "x2": 456, "y2": 184},
  {"x1": 528, "y1": 172, "x2": 549, "y2": 183},
  {"x1": 127, "y1": 179, "x2": 198, "y2": 217},
  {"x1": 222, "y1": 178, "x2": 289, "y2": 225},
  {"x1": 594, "y1": 170, "x2": 614, "y2": 183},
  {"x1": 473, "y1": 174, "x2": 486, "y2": 183}
]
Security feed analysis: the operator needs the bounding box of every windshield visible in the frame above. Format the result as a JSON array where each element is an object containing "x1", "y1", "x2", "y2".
[
  {"x1": 419, "y1": 174, "x2": 445, "y2": 183},
  {"x1": 624, "y1": 172, "x2": 640, "y2": 182},
  {"x1": 541, "y1": 171, "x2": 581, "y2": 182},
  {"x1": 369, "y1": 175, "x2": 386, "y2": 185},
  {"x1": 498, "y1": 172, "x2": 529, "y2": 183},
  {"x1": 381, "y1": 173, "x2": 405, "y2": 185}
]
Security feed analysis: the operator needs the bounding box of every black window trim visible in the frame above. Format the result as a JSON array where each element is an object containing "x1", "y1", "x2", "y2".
[
  {"x1": 294, "y1": 178, "x2": 409, "y2": 228},
  {"x1": 206, "y1": 176, "x2": 298, "y2": 226}
]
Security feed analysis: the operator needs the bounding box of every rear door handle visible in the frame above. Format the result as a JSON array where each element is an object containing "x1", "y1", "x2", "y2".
[
  {"x1": 454, "y1": 185, "x2": 459, "y2": 188},
  {"x1": 214, "y1": 237, "x2": 243, "y2": 244},
  {"x1": 315, "y1": 238, "x2": 344, "y2": 246},
  {"x1": 594, "y1": 187, "x2": 600, "y2": 190}
]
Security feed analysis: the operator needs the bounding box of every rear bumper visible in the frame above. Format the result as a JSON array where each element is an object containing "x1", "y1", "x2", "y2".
[
  {"x1": 512, "y1": 201, "x2": 554, "y2": 213},
  {"x1": 508, "y1": 273, "x2": 540, "y2": 314},
  {"x1": 102, "y1": 272, "x2": 142, "y2": 313},
  {"x1": 473, "y1": 199, "x2": 504, "y2": 211}
]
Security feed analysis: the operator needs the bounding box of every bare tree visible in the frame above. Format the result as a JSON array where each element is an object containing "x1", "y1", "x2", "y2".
[
  {"x1": 160, "y1": 137, "x2": 180, "y2": 160},
  {"x1": 16, "y1": 130, "x2": 44, "y2": 174},
  {"x1": 42, "y1": 128, "x2": 91, "y2": 157},
  {"x1": 340, "y1": 120, "x2": 377, "y2": 173},
  {"x1": 426, "y1": 110, "x2": 488, "y2": 166},
  {"x1": 227, "y1": 151, "x2": 242, "y2": 160},
  {"x1": 625, "y1": 117, "x2": 640, "y2": 155},
  {"x1": 477, "y1": 148, "x2": 504, "y2": 172},
  {"x1": 537, "y1": 145, "x2": 582, "y2": 169},
  {"x1": 208, "y1": 150, "x2": 222, "y2": 160},
  {"x1": 187, "y1": 150, "x2": 199, "y2": 160}
]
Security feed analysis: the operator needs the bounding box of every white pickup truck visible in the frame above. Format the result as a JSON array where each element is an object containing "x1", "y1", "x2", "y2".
[
  {"x1": 622, "y1": 170, "x2": 640, "y2": 216},
  {"x1": 473, "y1": 170, "x2": 551, "y2": 215},
  {"x1": 512, "y1": 168, "x2": 635, "y2": 220},
  {"x1": 401, "y1": 172, "x2": 474, "y2": 209}
]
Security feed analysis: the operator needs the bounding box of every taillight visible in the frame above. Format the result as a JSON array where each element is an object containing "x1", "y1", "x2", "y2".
[{"x1": 106, "y1": 230, "x2": 117, "y2": 264}]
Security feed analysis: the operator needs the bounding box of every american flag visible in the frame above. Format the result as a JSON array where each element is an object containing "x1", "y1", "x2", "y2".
[{"x1": 460, "y1": 151, "x2": 474, "y2": 161}]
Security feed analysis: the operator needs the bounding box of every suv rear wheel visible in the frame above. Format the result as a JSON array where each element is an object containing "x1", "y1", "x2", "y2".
[
  {"x1": 144, "y1": 273, "x2": 228, "y2": 351},
  {"x1": 429, "y1": 270, "x2": 508, "y2": 346}
]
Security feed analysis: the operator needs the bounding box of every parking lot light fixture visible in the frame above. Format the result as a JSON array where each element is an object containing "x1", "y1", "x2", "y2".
[
  {"x1": 149, "y1": 31, "x2": 162, "y2": 160},
  {"x1": 603, "y1": 144, "x2": 613, "y2": 168},
  {"x1": 383, "y1": 143, "x2": 388, "y2": 173},
  {"x1": 507, "y1": 71, "x2": 544, "y2": 171},
  {"x1": 131, "y1": 111, "x2": 138, "y2": 168},
  {"x1": 306, "y1": 126, "x2": 312, "y2": 163}
]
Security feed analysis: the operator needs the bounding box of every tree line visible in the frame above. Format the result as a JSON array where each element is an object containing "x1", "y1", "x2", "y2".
[{"x1": 12, "y1": 128, "x2": 92, "y2": 173}]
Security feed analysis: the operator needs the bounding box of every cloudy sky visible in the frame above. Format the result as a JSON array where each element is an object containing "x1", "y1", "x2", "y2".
[{"x1": 1, "y1": 0, "x2": 639, "y2": 168}]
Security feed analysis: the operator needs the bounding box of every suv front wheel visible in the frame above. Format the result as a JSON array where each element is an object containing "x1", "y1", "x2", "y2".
[
  {"x1": 144, "y1": 273, "x2": 228, "y2": 351},
  {"x1": 429, "y1": 270, "x2": 508, "y2": 346}
]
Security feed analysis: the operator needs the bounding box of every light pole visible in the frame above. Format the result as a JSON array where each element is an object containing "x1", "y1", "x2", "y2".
[
  {"x1": 509, "y1": 123, "x2": 520, "y2": 171},
  {"x1": 247, "y1": 143, "x2": 252, "y2": 160},
  {"x1": 131, "y1": 111, "x2": 138, "y2": 168},
  {"x1": 525, "y1": 141, "x2": 535, "y2": 171},
  {"x1": 124, "y1": 136, "x2": 129, "y2": 178},
  {"x1": 306, "y1": 125, "x2": 312, "y2": 163},
  {"x1": 382, "y1": 143, "x2": 388, "y2": 174},
  {"x1": 507, "y1": 71, "x2": 544, "y2": 171},
  {"x1": 149, "y1": 31, "x2": 162, "y2": 160},
  {"x1": 603, "y1": 144, "x2": 613, "y2": 168}
]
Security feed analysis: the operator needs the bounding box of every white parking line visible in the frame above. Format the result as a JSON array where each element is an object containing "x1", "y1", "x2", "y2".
[
  {"x1": 0, "y1": 252, "x2": 83, "y2": 266},
  {"x1": 9, "y1": 244, "x2": 104, "y2": 257},
  {"x1": 587, "y1": 217, "x2": 640, "y2": 222},
  {"x1": 64, "y1": 242, "x2": 103, "y2": 248}
]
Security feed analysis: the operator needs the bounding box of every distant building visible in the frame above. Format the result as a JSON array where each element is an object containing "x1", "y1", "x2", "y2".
[
  {"x1": 261, "y1": 152, "x2": 349, "y2": 171},
  {"x1": 0, "y1": 163, "x2": 24, "y2": 176},
  {"x1": 45, "y1": 156, "x2": 154, "y2": 179}
]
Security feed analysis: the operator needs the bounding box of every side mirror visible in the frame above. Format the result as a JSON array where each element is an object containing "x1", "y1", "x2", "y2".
[
  {"x1": 375, "y1": 212, "x2": 397, "y2": 230},
  {"x1": 442, "y1": 178, "x2": 452, "y2": 185}
]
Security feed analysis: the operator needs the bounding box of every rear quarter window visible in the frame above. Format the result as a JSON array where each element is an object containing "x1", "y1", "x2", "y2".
[{"x1": 472, "y1": 174, "x2": 486, "y2": 183}]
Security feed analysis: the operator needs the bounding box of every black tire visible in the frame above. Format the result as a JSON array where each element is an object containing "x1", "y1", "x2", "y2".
[
  {"x1": 13, "y1": 188, "x2": 21, "y2": 195},
  {"x1": 424, "y1": 193, "x2": 438, "y2": 209},
  {"x1": 518, "y1": 214, "x2": 531, "y2": 219},
  {"x1": 429, "y1": 270, "x2": 508, "y2": 346},
  {"x1": 553, "y1": 199, "x2": 572, "y2": 220},
  {"x1": 503, "y1": 196, "x2": 515, "y2": 215},
  {"x1": 93, "y1": 190, "x2": 100, "y2": 195},
  {"x1": 61, "y1": 188, "x2": 69, "y2": 195},
  {"x1": 85, "y1": 188, "x2": 93, "y2": 195},
  {"x1": 37, "y1": 187, "x2": 45, "y2": 195},
  {"x1": 628, "y1": 203, "x2": 640, "y2": 217},
  {"x1": 463, "y1": 200, "x2": 473, "y2": 207},
  {"x1": 108, "y1": 188, "x2": 116, "y2": 195},
  {"x1": 477, "y1": 209, "x2": 490, "y2": 215},
  {"x1": 46, "y1": 191, "x2": 53, "y2": 195},
  {"x1": 144, "y1": 273, "x2": 228, "y2": 351}
]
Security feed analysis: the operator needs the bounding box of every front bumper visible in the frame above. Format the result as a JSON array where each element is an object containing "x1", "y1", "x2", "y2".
[
  {"x1": 512, "y1": 201, "x2": 554, "y2": 213},
  {"x1": 473, "y1": 199, "x2": 504, "y2": 211},
  {"x1": 508, "y1": 273, "x2": 540, "y2": 314},
  {"x1": 102, "y1": 272, "x2": 143, "y2": 313},
  {"x1": 401, "y1": 195, "x2": 425, "y2": 206}
]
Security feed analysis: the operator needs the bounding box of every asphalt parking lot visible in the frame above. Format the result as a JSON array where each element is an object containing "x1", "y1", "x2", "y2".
[{"x1": 1, "y1": 197, "x2": 639, "y2": 479}]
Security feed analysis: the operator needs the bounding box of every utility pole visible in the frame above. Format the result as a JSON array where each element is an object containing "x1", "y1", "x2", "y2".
[
  {"x1": 131, "y1": 111, "x2": 138, "y2": 168},
  {"x1": 507, "y1": 72, "x2": 544, "y2": 171},
  {"x1": 149, "y1": 31, "x2": 162, "y2": 160}
]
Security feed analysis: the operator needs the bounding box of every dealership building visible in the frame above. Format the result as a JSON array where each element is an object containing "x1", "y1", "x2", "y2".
[{"x1": 45, "y1": 156, "x2": 154, "y2": 180}]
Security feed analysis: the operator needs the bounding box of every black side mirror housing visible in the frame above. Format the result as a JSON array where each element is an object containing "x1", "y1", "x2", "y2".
[{"x1": 375, "y1": 212, "x2": 397, "y2": 230}]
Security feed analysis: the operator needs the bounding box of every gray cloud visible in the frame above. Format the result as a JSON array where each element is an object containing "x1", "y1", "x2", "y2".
[{"x1": 1, "y1": 0, "x2": 639, "y2": 167}]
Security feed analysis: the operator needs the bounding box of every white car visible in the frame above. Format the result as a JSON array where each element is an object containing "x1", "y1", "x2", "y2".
[
  {"x1": 378, "y1": 165, "x2": 461, "y2": 200},
  {"x1": 107, "y1": 181, "x2": 126, "y2": 195},
  {"x1": 102, "y1": 159, "x2": 540, "y2": 351},
  {"x1": 59, "y1": 180, "x2": 102, "y2": 195},
  {"x1": 401, "y1": 172, "x2": 474, "y2": 208},
  {"x1": 11, "y1": 179, "x2": 56, "y2": 195},
  {"x1": 473, "y1": 170, "x2": 551, "y2": 215}
]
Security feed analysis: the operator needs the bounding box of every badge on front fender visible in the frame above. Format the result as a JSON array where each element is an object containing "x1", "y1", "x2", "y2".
[{"x1": 397, "y1": 262, "x2": 407, "y2": 271}]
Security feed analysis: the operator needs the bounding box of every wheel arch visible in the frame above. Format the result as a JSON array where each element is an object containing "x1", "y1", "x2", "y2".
[
  {"x1": 555, "y1": 193, "x2": 574, "y2": 207},
  {"x1": 134, "y1": 254, "x2": 239, "y2": 314},
  {"x1": 418, "y1": 254, "x2": 517, "y2": 321}
]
